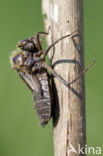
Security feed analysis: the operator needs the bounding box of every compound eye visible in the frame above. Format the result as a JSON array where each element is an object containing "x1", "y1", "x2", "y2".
[
  {"x1": 18, "y1": 39, "x2": 29, "y2": 48},
  {"x1": 13, "y1": 54, "x2": 23, "y2": 66}
]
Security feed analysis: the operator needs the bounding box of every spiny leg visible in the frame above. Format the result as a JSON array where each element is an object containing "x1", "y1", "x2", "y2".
[
  {"x1": 36, "y1": 26, "x2": 50, "y2": 39},
  {"x1": 36, "y1": 31, "x2": 49, "y2": 40},
  {"x1": 42, "y1": 59, "x2": 95, "y2": 88},
  {"x1": 67, "y1": 59, "x2": 95, "y2": 86},
  {"x1": 35, "y1": 32, "x2": 49, "y2": 50},
  {"x1": 35, "y1": 28, "x2": 50, "y2": 50},
  {"x1": 43, "y1": 30, "x2": 79, "y2": 57}
]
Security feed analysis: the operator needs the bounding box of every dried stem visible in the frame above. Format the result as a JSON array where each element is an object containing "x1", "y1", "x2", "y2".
[{"x1": 42, "y1": 0, "x2": 86, "y2": 156}]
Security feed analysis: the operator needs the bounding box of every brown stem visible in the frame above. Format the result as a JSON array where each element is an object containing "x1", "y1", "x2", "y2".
[{"x1": 42, "y1": 0, "x2": 86, "y2": 156}]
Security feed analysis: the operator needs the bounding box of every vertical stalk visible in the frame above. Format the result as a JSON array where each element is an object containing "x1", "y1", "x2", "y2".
[{"x1": 42, "y1": 0, "x2": 86, "y2": 156}]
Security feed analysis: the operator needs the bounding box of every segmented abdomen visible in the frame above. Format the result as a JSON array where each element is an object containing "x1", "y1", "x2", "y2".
[
  {"x1": 34, "y1": 70, "x2": 52, "y2": 127},
  {"x1": 19, "y1": 70, "x2": 52, "y2": 127}
]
